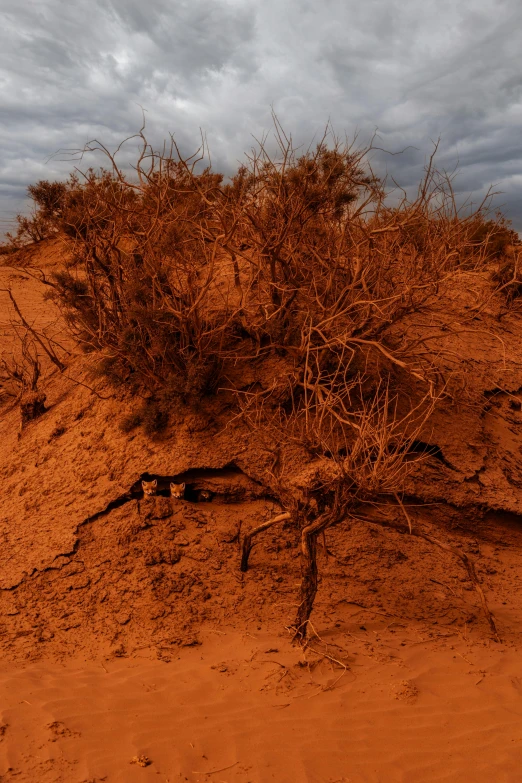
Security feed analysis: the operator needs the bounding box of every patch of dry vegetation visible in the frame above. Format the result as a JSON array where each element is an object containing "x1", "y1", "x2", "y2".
[
  {"x1": 5, "y1": 118, "x2": 520, "y2": 638},
  {"x1": 0, "y1": 332, "x2": 46, "y2": 422}
]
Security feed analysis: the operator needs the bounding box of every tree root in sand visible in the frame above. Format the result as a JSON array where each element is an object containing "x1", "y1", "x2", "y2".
[
  {"x1": 241, "y1": 509, "x2": 340, "y2": 644},
  {"x1": 366, "y1": 512, "x2": 501, "y2": 643},
  {"x1": 293, "y1": 513, "x2": 336, "y2": 643},
  {"x1": 299, "y1": 620, "x2": 351, "y2": 694},
  {"x1": 240, "y1": 512, "x2": 291, "y2": 572},
  {"x1": 240, "y1": 509, "x2": 335, "y2": 643},
  {"x1": 241, "y1": 506, "x2": 500, "y2": 646},
  {"x1": 416, "y1": 529, "x2": 499, "y2": 642},
  {"x1": 292, "y1": 505, "x2": 501, "y2": 643}
]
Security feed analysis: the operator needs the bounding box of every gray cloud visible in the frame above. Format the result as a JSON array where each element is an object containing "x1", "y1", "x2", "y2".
[{"x1": 1, "y1": 0, "x2": 521, "y2": 238}]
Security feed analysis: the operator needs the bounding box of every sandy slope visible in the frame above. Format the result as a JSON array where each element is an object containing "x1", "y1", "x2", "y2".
[{"x1": 2, "y1": 240, "x2": 522, "y2": 782}]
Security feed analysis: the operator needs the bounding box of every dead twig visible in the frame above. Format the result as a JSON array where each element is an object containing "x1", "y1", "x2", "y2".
[
  {"x1": 1, "y1": 288, "x2": 66, "y2": 372},
  {"x1": 192, "y1": 761, "x2": 238, "y2": 775}
]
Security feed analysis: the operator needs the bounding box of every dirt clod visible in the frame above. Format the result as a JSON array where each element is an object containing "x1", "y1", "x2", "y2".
[{"x1": 130, "y1": 755, "x2": 152, "y2": 767}]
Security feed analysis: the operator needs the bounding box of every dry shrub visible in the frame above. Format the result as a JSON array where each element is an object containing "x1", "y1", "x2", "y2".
[
  {"x1": 35, "y1": 122, "x2": 515, "y2": 406},
  {"x1": 0, "y1": 332, "x2": 46, "y2": 423},
  {"x1": 118, "y1": 411, "x2": 143, "y2": 433},
  {"x1": 0, "y1": 244, "x2": 18, "y2": 257},
  {"x1": 19, "y1": 390, "x2": 47, "y2": 423},
  {"x1": 0, "y1": 288, "x2": 68, "y2": 425},
  {"x1": 20, "y1": 119, "x2": 515, "y2": 636},
  {"x1": 491, "y1": 240, "x2": 522, "y2": 304},
  {"x1": 7, "y1": 180, "x2": 68, "y2": 246}
]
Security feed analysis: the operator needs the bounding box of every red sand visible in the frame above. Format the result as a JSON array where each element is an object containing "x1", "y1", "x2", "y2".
[
  {"x1": 2, "y1": 240, "x2": 522, "y2": 782},
  {"x1": 2, "y1": 628, "x2": 522, "y2": 782},
  {"x1": 2, "y1": 495, "x2": 522, "y2": 783}
]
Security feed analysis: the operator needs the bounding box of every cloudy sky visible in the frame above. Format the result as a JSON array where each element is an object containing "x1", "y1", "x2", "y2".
[{"x1": 1, "y1": 0, "x2": 521, "y2": 237}]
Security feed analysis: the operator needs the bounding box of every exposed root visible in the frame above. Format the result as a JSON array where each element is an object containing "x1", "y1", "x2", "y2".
[
  {"x1": 416, "y1": 529, "x2": 500, "y2": 642},
  {"x1": 242, "y1": 494, "x2": 500, "y2": 647},
  {"x1": 240, "y1": 511, "x2": 291, "y2": 572},
  {"x1": 293, "y1": 513, "x2": 335, "y2": 643},
  {"x1": 394, "y1": 492, "x2": 413, "y2": 533},
  {"x1": 297, "y1": 620, "x2": 350, "y2": 694},
  {"x1": 370, "y1": 509, "x2": 500, "y2": 642}
]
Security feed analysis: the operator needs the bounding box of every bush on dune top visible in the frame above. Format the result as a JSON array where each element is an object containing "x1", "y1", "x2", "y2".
[{"x1": 10, "y1": 119, "x2": 519, "y2": 639}]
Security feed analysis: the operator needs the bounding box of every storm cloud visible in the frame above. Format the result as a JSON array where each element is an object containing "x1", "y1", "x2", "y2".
[{"x1": 1, "y1": 0, "x2": 521, "y2": 236}]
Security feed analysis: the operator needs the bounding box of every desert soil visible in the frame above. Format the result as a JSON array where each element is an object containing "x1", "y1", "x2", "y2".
[{"x1": 1, "y1": 241, "x2": 522, "y2": 782}]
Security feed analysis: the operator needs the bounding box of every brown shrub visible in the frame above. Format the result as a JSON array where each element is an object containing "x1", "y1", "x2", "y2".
[
  {"x1": 20, "y1": 390, "x2": 46, "y2": 423},
  {"x1": 18, "y1": 120, "x2": 511, "y2": 639}
]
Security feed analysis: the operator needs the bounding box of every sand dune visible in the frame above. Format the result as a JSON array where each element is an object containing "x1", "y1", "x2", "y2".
[
  {"x1": 3, "y1": 241, "x2": 522, "y2": 782},
  {"x1": 2, "y1": 628, "x2": 522, "y2": 782}
]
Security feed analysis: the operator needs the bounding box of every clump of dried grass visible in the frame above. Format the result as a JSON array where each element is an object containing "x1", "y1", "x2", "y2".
[
  {"x1": 0, "y1": 332, "x2": 46, "y2": 423},
  {"x1": 19, "y1": 119, "x2": 516, "y2": 406}
]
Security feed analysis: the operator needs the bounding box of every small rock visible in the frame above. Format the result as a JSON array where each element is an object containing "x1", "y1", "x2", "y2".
[
  {"x1": 141, "y1": 496, "x2": 172, "y2": 521},
  {"x1": 130, "y1": 755, "x2": 152, "y2": 767}
]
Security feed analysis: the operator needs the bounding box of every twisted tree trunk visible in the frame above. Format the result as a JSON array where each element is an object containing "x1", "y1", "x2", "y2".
[{"x1": 293, "y1": 513, "x2": 334, "y2": 642}]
